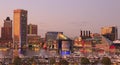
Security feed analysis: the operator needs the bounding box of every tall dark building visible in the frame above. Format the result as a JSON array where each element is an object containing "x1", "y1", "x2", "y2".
[
  {"x1": 27, "y1": 24, "x2": 37, "y2": 35},
  {"x1": 0, "y1": 17, "x2": 13, "y2": 46},
  {"x1": 1, "y1": 17, "x2": 12, "y2": 40},
  {"x1": 13, "y1": 9, "x2": 27, "y2": 48},
  {"x1": 101, "y1": 26, "x2": 118, "y2": 41}
]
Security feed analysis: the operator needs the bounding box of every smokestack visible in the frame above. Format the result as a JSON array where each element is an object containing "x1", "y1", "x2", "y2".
[
  {"x1": 89, "y1": 31, "x2": 90, "y2": 37},
  {"x1": 80, "y1": 30, "x2": 82, "y2": 37},
  {"x1": 86, "y1": 31, "x2": 88, "y2": 37},
  {"x1": 83, "y1": 31, "x2": 85, "y2": 37}
]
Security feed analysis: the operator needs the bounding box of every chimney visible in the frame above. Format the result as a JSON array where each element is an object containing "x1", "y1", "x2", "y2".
[
  {"x1": 89, "y1": 31, "x2": 91, "y2": 37},
  {"x1": 86, "y1": 31, "x2": 88, "y2": 37},
  {"x1": 83, "y1": 31, "x2": 85, "y2": 37},
  {"x1": 80, "y1": 30, "x2": 83, "y2": 37}
]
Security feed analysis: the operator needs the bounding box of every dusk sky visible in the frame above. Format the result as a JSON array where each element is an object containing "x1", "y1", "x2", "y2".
[{"x1": 0, "y1": 0, "x2": 120, "y2": 38}]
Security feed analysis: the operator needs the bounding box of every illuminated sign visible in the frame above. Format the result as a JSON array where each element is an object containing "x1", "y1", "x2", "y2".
[
  {"x1": 62, "y1": 41, "x2": 70, "y2": 51},
  {"x1": 61, "y1": 51, "x2": 70, "y2": 55}
]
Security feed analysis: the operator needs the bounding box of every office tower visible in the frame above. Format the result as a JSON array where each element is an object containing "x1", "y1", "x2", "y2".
[
  {"x1": 0, "y1": 17, "x2": 13, "y2": 47},
  {"x1": 1, "y1": 17, "x2": 12, "y2": 40},
  {"x1": 101, "y1": 26, "x2": 118, "y2": 41},
  {"x1": 13, "y1": 9, "x2": 27, "y2": 48},
  {"x1": 27, "y1": 24, "x2": 37, "y2": 35}
]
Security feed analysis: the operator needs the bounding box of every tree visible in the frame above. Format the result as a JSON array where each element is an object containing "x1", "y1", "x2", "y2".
[
  {"x1": 13, "y1": 56, "x2": 22, "y2": 65},
  {"x1": 28, "y1": 57, "x2": 37, "y2": 65},
  {"x1": 80, "y1": 57, "x2": 90, "y2": 65},
  {"x1": 50, "y1": 58, "x2": 56, "y2": 65},
  {"x1": 59, "y1": 59, "x2": 69, "y2": 65},
  {"x1": 101, "y1": 57, "x2": 111, "y2": 65}
]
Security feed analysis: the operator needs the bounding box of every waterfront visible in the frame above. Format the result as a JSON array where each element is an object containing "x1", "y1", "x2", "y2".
[
  {"x1": 0, "y1": 48, "x2": 120, "y2": 65},
  {"x1": 0, "y1": 48, "x2": 41, "y2": 58}
]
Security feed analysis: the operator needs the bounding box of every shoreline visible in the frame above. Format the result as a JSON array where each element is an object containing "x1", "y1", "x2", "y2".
[{"x1": 0, "y1": 47, "x2": 9, "y2": 51}]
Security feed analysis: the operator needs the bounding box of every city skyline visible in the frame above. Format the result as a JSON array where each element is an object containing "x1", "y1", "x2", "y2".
[{"x1": 0, "y1": 0, "x2": 120, "y2": 38}]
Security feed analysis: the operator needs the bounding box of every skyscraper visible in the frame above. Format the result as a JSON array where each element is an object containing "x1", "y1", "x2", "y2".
[
  {"x1": 101, "y1": 26, "x2": 118, "y2": 41},
  {"x1": 27, "y1": 24, "x2": 37, "y2": 35},
  {"x1": 13, "y1": 9, "x2": 27, "y2": 48},
  {"x1": 0, "y1": 17, "x2": 13, "y2": 46},
  {"x1": 1, "y1": 17, "x2": 12, "y2": 40}
]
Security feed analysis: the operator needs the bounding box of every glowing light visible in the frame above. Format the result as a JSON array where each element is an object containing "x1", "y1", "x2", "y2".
[{"x1": 58, "y1": 33, "x2": 68, "y2": 40}]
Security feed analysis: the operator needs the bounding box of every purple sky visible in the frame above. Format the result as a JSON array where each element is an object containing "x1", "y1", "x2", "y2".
[{"x1": 0, "y1": 0, "x2": 120, "y2": 38}]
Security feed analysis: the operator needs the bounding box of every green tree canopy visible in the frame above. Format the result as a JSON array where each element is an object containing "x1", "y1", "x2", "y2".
[
  {"x1": 50, "y1": 58, "x2": 56, "y2": 64},
  {"x1": 101, "y1": 57, "x2": 111, "y2": 65},
  {"x1": 13, "y1": 56, "x2": 22, "y2": 65},
  {"x1": 59, "y1": 59, "x2": 69, "y2": 65},
  {"x1": 80, "y1": 57, "x2": 90, "y2": 65}
]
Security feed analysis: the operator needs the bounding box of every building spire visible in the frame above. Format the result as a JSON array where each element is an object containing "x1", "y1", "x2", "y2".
[{"x1": 6, "y1": 17, "x2": 10, "y2": 21}]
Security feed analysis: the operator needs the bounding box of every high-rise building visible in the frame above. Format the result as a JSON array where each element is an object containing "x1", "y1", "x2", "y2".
[
  {"x1": 13, "y1": 9, "x2": 27, "y2": 48},
  {"x1": 0, "y1": 17, "x2": 13, "y2": 47},
  {"x1": 101, "y1": 26, "x2": 118, "y2": 41},
  {"x1": 27, "y1": 24, "x2": 37, "y2": 35},
  {"x1": 1, "y1": 17, "x2": 12, "y2": 40}
]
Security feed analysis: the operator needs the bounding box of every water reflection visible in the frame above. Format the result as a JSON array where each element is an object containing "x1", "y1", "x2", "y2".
[
  {"x1": 22, "y1": 48, "x2": 41, "y2": 57},
  {"x1": 0, "y1": 48, "x2": 42, "y2": 58}
]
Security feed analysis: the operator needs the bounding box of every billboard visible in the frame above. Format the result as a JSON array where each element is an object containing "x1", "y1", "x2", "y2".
[
  {"x1": 58, "y1": 39, "x2": 72, "y2": 56},
  {"x1": 61, "y1": 51, "x2": 70, "y2": 56},
  {"x1": 74, "y1": 37, "x2": 83, "y2": 47},
  {"x1": 74, "y1": 41, "x2": 83, "y2": 47},
  {"x1": 61, "y1": 41, "x2": 70, "y2": 51}
]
